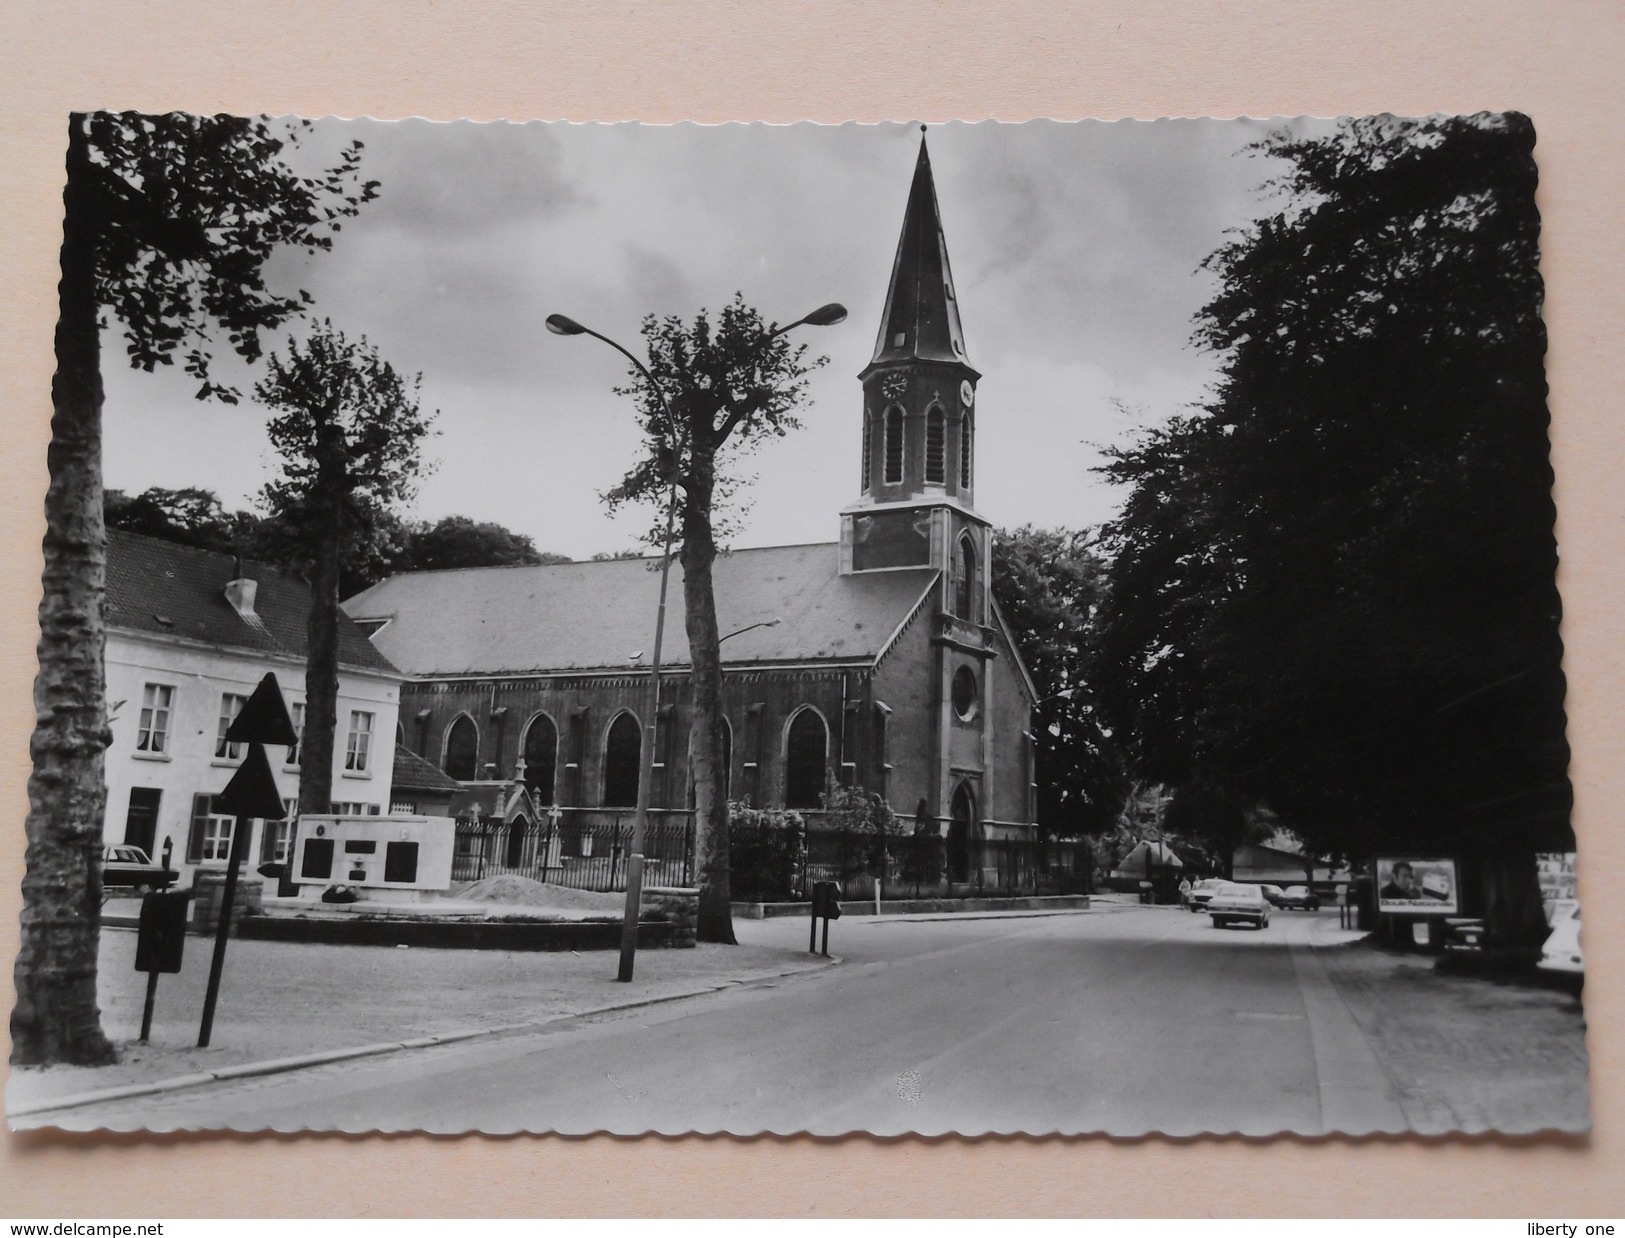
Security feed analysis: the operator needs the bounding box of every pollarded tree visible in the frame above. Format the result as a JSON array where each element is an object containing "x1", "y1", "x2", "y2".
[
  {"x1": 16, "y1": 112, "x2": 375, "y2": 1065},
  {"x1": 1096, "y1": 113, "x2": 1564, "y2": 943},
  {"x1": 602, "y1": 295, "x2": 833, "y2": 944},
  {"x1": 256, "y1": 326, "x2": 436, "y2": 828}
]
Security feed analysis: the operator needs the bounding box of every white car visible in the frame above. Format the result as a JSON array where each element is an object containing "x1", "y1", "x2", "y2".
[
  {"x1": 1207, "y1": 882, "x2": 1271, "y2": 930},
  {"x1": 1186, "y1": 878, "x2": 1226, "y2": 913},
  {"x1": 1538, "y1": 900, "x2": 1582, "y2": 977}
]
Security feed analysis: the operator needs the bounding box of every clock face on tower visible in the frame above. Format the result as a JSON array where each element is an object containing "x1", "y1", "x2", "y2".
[
  {"x1": 960, "y1": 379, "x2": 974, "y2": 409},
  {"x1": 882, "y1": 374, "x2": 908, "y2": 400}
]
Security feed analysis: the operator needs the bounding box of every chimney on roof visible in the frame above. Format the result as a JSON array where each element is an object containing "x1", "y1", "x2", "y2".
[{"x1": 224, "y1": 563, "x2": 258, "y2": 620}]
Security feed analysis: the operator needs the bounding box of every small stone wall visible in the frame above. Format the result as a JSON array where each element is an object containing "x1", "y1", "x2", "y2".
[
  {"x1": 640, "y1": 885, "x2": 699, "y2": 948},
  {"x1": 191, "y1": 871, "x2": 264, "y2": 935}
]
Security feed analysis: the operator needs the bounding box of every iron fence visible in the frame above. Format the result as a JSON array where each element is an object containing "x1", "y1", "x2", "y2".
[
  {"x1": 452, "y1": 810, "x2": 694, "y2": 892},
  {"x1": 733, "y1": 824, "x2": 1093, "y2": 901},
  {"x1": 452, "y1": 810, "x2": 1090, "y2": 901}
]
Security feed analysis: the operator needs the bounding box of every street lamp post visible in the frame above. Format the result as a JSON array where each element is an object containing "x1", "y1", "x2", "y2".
[{"x1": 547, "y1": 304, "x2": 845, "y2": 982}]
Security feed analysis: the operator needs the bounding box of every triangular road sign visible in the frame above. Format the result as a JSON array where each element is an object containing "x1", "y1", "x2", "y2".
[
  {"x1": 225, "y1": 672, "x2": 298, "y2": 746},
  {"x1": 215, "y1": 744, "x2": 289, "y2": 820}
]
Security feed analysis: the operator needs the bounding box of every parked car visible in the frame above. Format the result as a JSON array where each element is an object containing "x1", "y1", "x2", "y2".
[
  {"x1": 101, "y1": 844, "x2": 170, "y2": 892},
  {"x1": 1257, "y1": 884, "x2": 1287, "y2": 907},
  {"x1": 1276, "y1": 885, "x2": 1321, "y2": 911},
  {"x1": 1538, "y1": 900, "x2": 1582, "y2": 978},
  {"x1": 1207, "y1": 882, "x2": 1271, "y2": 930},
  {"x1": 1187, "y1": 878, "x2": 1227, "y2": 913}
]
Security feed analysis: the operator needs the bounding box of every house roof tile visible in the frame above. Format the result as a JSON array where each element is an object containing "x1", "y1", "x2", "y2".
[{"x1": 107, "y1": 529, "x2": 398, "y2": 676}]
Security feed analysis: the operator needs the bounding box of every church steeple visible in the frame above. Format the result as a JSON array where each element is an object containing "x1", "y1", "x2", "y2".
[
  {"x1": 842, "y1": 130, "x2": 989, "y2": 603},
  {"x1": 864, "y1": 133, "x2": 976, "y2": 376}
]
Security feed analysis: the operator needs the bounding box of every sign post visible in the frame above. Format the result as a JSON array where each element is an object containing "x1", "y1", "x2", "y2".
[
  {"x1": 134, "y1": 889, "x2": 192, "y2": 1042},
  {"x1": 197, "y1": 673, "x2": 298, "y2": 1049}
]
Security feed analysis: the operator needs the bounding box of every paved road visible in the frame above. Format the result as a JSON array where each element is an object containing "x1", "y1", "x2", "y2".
[{"x1": 61, "y1": 906, "x2": 1407, "y2": 1136}]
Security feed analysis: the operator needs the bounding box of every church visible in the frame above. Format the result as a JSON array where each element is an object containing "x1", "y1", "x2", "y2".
[{"x1": 343, "y1": 136, "x2": 1042, "y2": 886}]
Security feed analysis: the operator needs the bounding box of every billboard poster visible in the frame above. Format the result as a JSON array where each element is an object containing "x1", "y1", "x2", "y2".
[
  {"x1": 1537, "y1": 851, "x2": 1578, "y2": 917},
  {"x1": 1375, "y1": 856, "x2": 1459, "y2": 915}
]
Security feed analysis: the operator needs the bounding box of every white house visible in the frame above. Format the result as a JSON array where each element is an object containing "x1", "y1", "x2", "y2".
[{"x1": 103, "y1": 529, "x2": 404, "y2": 887}]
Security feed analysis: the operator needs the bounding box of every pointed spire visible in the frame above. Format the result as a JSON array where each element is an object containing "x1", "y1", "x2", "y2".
[{"x1": 870, "y1": 129, "x2": 972, "y2": 370}]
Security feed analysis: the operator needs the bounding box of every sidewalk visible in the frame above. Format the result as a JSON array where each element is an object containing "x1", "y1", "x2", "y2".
[
  {"x1": 7, "y1": 923, "x2": 833, "y2": 1117},
  {"x1": 1309, "y1": 917, "x2": 1590, "y2": 1134}
]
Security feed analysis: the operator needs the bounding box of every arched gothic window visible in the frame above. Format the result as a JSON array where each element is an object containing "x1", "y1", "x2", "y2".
[
  {"x1": 959, "y1": 413, "x2": 973, "y2": 491},
  {"x1": 955, "y1": 535, "x2": 978, "y2": 620},
  {"x1": 602, "y1": 711, "x2": 642, "y2": 808},
  {"x1": 784, "y1": 708, "x2": 829, "y2": 810},
  {"x1": 925, "y1": 405, "x2": 946, "y2": 484},
  {"x1": 522, "y1": 714, "x2": 558, "y2": 805},
  {"x1": 443, "y1": 715, "x2": 478, "y2": 781},
  {"x1": 884, "y1": 406, "x2": 905, "y2": 485}
]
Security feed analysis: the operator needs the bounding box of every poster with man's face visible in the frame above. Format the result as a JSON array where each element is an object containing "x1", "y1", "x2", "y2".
[{"x1": 1375, "y1": 857, "x2": 1459, "y2": 914}]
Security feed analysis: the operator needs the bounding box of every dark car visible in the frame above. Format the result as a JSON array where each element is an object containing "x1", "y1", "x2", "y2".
[
  {"x1": 1276, "y1": 885, "x2": 1321, "y2": 911},
  {"x1": 101, "y1": 844, "x2": 171, "y2": 892}
]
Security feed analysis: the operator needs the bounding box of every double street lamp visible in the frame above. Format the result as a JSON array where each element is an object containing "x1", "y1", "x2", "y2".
[{"x1": 546, "y1": 302, "x2": 845, "y2": 982}]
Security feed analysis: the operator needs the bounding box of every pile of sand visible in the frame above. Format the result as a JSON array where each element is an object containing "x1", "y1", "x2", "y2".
[{"x1": 454, "y1": 874, "x2": 625, "y2": 913}]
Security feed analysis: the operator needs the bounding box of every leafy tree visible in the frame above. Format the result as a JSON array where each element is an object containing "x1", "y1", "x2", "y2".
[
  {"x1": 1094, "y1": 113, "x2": 1564, "y2": 943},
  {"x1": 407, "y1": 515, "x2": 567, "y2": 572},
  {"x1": 256, "y1": 326, "x2": 435, "y2": 836},
  {"x1": 818, "y1": 776, "x2": 901, "y2": 891},
  {"x1": 104, "y1": 486, "x2": 248, "y2": 553},
  {"x1": 991, "y1": 526, "x2": 1128, "y2": 836},
  {"x1": 601, "y1": 295, "x2": 832, "y2": 943},
  {"x1": 16, "y1": 112, "x2": 374, "y2": 1065}
]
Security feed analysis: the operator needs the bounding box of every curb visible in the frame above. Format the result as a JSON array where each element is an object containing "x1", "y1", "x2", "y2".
[{"x1": 7, "y1": 955, "x2": 840, "y2": 1121}]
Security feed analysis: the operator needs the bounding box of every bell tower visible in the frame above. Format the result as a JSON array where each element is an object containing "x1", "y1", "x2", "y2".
[{"x1": 840, "y1": 131, "x2": 990, "y2": 630}]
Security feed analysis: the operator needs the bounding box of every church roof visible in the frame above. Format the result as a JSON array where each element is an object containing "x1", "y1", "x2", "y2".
[
  {"x1": 106, "y1": 529, "x2": 399, "y2": 676},
  {"x1": 343, "y1": 543, "x2": 940, "y2": 679},
  {"x1": 867, "y1": 135, "x2": 976, "y2": 376}
]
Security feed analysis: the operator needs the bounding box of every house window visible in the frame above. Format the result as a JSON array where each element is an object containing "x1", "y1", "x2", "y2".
[
  {"x1": 188, "y1": 793, "x2": 234, "y2": 864},
  {"x1": 959, "y1": 413, "x2": 973, "y2": 490},
  {"x1": 136, "y1": 683, "x2": 174, "y2": 754},
  {"x1": 861, "y1": 412, "x2": 873, "y2": 492},
  {"x1": 215, "y1": 693, "x2": 248, "y2": 761},
  {"x1": 602, "y1": 711, "x2": 642, "y2": 808},
  {"x1": 884, "y1": 406, "x2": 905, "y2": 485},
  {"x1": 261, "y1": 805, "x2": 295, "y2": 866},
  {"x1": 522, "y1": 713, "x2": 558, "y2": 805},
  {"x1": 286, "y1": 702, "x2": 304, "y2": 766},
  {"x1": 333, "y1": 801, "x2": 383, "y2": 816},
  {"x1": 345, "y1": 711, "x2": 374, "y2": 772},
  {"x1": 925, "y1": 405, "x2": 945, "y2": 484},
  {"x1": 784, "y1": 707, "x2": 829, "y2": 810},
  {"x1": 444, "y1": 715, "x2": 478, "y2": 781}
]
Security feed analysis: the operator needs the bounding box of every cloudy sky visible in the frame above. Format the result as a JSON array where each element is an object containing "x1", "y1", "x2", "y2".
[{"x1": 101, "y1": 117, "x2": 1326, "y2": 560}]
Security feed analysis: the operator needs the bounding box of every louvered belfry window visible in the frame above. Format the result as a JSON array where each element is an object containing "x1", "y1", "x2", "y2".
[
  {"x1": 884, "y1": 406, "x2": 905, "y2": 485},
  {"x1": 925, "y1": 406, "x2": 945, "y2": 484},
  {"x1": 959, "y1": 413, "x2": 973, "y2": 491},
  {"x1": 861, "y1": 411, "x2": 873, "y2": 491}
]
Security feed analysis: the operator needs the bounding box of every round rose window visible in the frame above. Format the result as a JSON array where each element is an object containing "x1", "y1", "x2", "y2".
[{"x1": 952, "y1": 666, "x2": 978, "y2": 719}]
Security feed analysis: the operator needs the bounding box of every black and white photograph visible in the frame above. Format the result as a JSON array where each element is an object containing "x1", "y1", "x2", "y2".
[{"x1": 7, "y1": 112, "x2": 1586, "y2": 1139}]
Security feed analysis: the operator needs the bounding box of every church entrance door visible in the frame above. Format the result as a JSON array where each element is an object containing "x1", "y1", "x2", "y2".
[
  {"x1": 506, "y1": 815, "x2": 529, "y2": 869},
  {"x1": 948, "y1": 782, "x2": 977, "y2": 884}
]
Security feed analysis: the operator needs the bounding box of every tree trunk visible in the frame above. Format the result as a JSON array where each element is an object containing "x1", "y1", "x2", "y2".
[
  {"x1": 12, "y1": 117, "x2": 117, "y2": 1065},
  {"x1": 299, "y1": 499, "x2": 343, "y2": 822},
  {"x1": 682, "y1": 458, "x2": 734, "y2": 945},
  {"x1": 1477, "y1": 848, "x2": 1552, "y2": 948}
]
